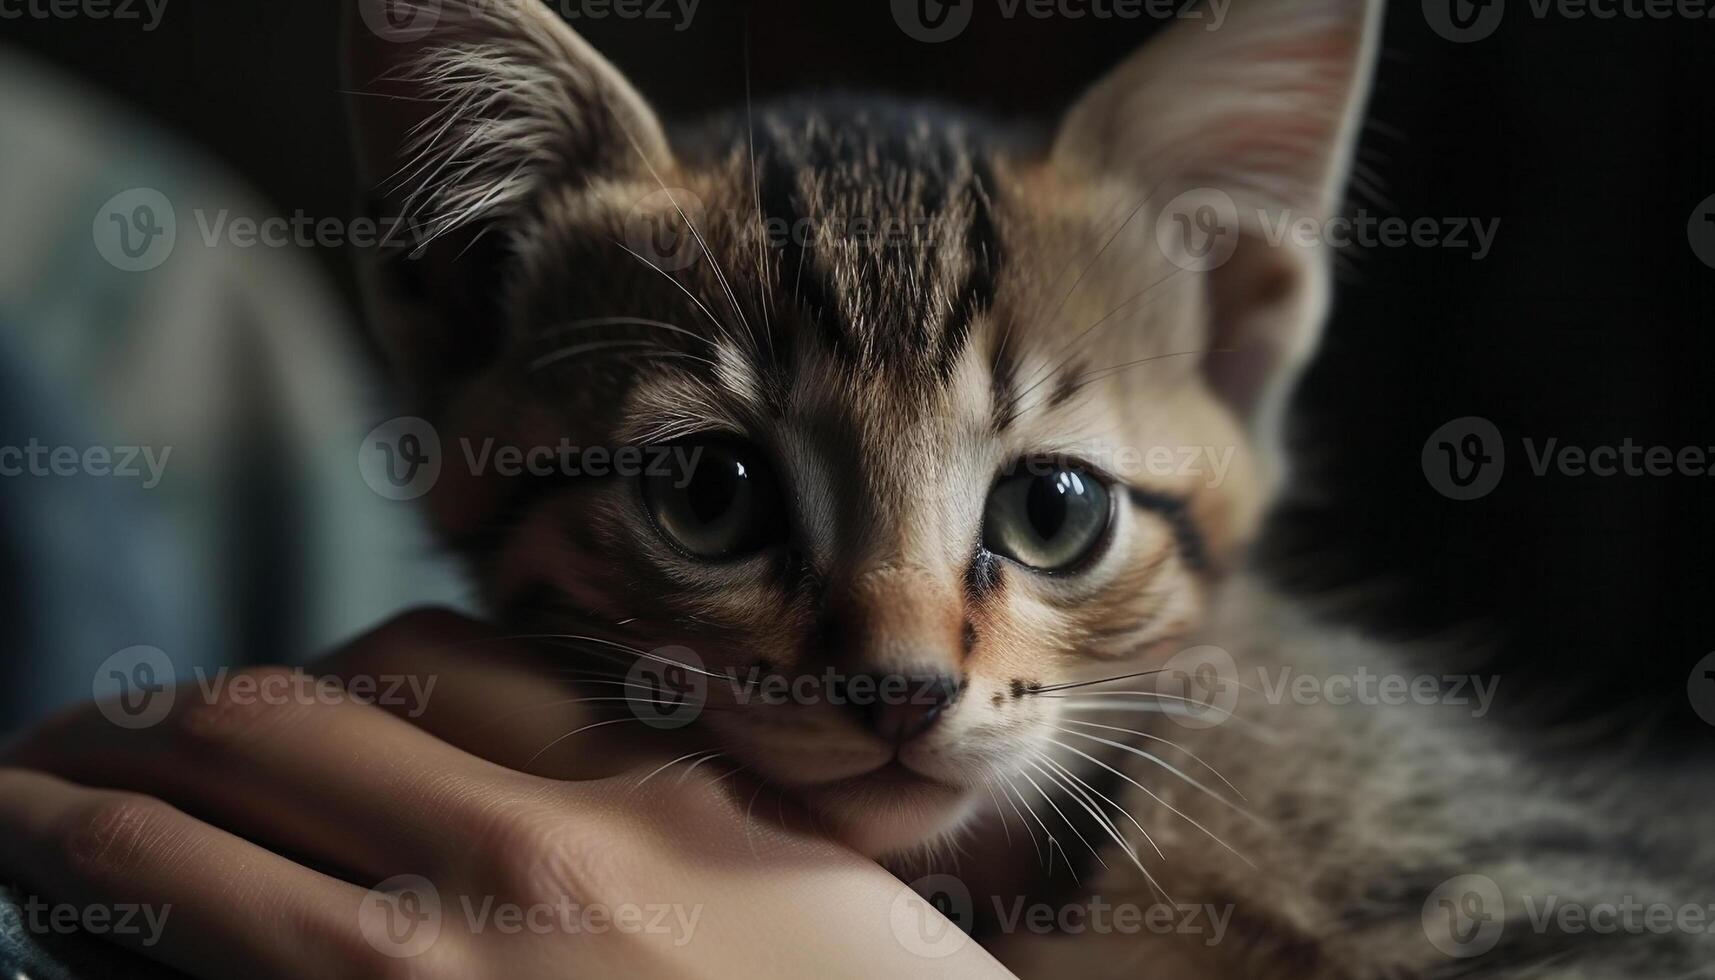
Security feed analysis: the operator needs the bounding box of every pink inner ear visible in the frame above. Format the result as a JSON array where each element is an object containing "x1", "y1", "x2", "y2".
[
  {"x1": 1051, "y1": 0, "x2": 1375, "y2": 222},
  {"x1": 1201, "y1": 237, "x2": 1313, "y2": 424}
]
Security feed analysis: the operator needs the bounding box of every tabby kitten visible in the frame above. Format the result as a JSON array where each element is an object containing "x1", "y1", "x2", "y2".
[{"x1": 346, "y1": 0, "x2": 1714, "y2": 975}]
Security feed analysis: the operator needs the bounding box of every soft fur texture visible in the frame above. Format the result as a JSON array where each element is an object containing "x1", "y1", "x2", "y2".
[{"x1": 343, "y1": 0, "x2": 1715, "y2": 975}]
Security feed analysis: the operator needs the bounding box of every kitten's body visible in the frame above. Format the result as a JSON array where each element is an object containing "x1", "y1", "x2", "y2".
[
  {"x1": 342, "y1": 1, "x2": 1714, "y2": 976},
  {"x1": 986, "y1": 574, "x2": 1715, "y2": 978}
]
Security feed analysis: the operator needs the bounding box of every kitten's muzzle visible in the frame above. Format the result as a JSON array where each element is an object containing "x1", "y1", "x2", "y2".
[{"x1": 833, "y1": 671, "x2": 962, "y2": 745}]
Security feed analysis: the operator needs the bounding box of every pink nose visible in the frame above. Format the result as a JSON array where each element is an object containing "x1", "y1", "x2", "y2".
[{"x1": 838, "y1": 672, "x2": 962, "y2": 744}]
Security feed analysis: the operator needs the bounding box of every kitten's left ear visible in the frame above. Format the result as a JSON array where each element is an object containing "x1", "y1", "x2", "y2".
[
  {"x1": 1052, "y1": 0, "x2": 1382, "y2": 438},
  {"x1": 343, "y1": 0, "x2": 672, "y2": 403}
]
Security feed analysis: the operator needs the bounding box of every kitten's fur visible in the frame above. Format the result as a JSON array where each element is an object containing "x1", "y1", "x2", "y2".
[{"x1": 346, "y1": 0, "x2": 1714, "y2": 975}]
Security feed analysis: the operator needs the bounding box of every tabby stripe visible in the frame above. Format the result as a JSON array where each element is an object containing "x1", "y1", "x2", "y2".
[
  {"x1": 937, "y1": 154, "x2": 1002, "y2": 380},
  {"x1": 1125, "y1": 486, "x2": 1212, "y2": 575}
]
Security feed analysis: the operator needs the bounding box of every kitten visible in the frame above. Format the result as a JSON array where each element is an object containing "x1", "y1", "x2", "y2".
[{"x1": 346, "y1": 0, "x2": 1714, "y2": 976}]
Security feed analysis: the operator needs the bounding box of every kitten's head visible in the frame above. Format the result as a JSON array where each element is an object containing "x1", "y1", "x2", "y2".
[{"x1": 346, "y1": 0, "x2": 1379, "y2": 856}]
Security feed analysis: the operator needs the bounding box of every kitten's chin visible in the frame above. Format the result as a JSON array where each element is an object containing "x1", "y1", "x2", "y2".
[{"x1": 796, "y1": 769, "x2": 980, "y2": 857}]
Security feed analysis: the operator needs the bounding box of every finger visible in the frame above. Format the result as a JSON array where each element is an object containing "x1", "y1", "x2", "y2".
[
  {"x1": 2, "y1": 672, "x2": 535, "y2": 882},
  {"x1": 0, "y1": 768, "x2": 461, "y2": 980},
  {"x1": 315, "y1": 608, "x2": 705, "y2": 779}
]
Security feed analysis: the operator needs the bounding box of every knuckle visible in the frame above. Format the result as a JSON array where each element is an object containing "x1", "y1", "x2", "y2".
[
  {"x1": 476, "y1": 803, "x2": 621, "y2": 904},
  {"x1": 316, "y1": 925, "x2": 462, "y2": 980},
  {"x1": 634, "y1": 766, "x2": 742, "y2": 829},
  {"x1": 166, "y1": 667, "x2": 301, "y2": 752},
  {"x1": 56, "y1": 793, "x2": 177, "y2": 888}
]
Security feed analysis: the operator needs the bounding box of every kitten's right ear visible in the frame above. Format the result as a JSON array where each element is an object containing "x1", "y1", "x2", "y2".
[
  {"x1": 1051, "y1": 0, "x2": 1380, "y2": 473},
  {"x1": 343, "y1": 0, "x2": 671, "y2": 403}
]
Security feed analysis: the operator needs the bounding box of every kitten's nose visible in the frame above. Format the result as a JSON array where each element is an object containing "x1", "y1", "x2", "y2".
[{"x1": 838, "y1": 671, "x2": 962, "y2": 744}]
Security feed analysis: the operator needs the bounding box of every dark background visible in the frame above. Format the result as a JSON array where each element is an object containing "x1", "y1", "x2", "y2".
[{"x1": 8, "y1": 0, "x2": 1713, "y2": 740}]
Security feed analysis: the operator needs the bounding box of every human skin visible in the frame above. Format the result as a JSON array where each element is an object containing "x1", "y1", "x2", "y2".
[{"x1": 0, "y1": 610, "x2": 1013, "y2": 979}]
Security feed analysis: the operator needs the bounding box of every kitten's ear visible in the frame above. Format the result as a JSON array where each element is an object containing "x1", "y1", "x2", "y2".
[
  {"x1": 342, "y1": 0, "x2": 671, "y2": 402},
  {"x1": 1052, "y1": 0, "x2": 1381, "y2": 434}
]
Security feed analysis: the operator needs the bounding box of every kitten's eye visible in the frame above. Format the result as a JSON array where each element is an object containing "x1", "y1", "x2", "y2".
[
  {"x1": 983, "y1": 464, "x2": 1112, "y2": 571},
  {"x1": 642, "y1": 440, "x2": 785, "y2": 560}
]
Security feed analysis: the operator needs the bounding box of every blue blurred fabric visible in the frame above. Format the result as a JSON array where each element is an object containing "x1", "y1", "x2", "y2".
[{"x1": 0, "y1": 46, "x2": 470, "y2": 977}]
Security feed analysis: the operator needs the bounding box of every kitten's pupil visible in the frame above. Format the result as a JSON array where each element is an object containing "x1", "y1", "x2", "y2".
[
  {"x1": 1026, "y1": 470, "x2": 1083, "y2": 541},
  {"x1": 984, "y1": 464, "x2": 1110, "y2": 572},
  {"x1": 688, "y1": 457, "x2": 745, "y2": 525},
  {"x1": 643, "y1": 440, "x2": 782, "y2": 560}
]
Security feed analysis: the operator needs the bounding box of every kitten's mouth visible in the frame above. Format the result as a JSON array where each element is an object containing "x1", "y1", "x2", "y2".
[
  {"x1": 788, "y1": 758, "x2": 976, "y2": 856},
  {"x1": 831, "y1": 759, "x2": 953, "y2": 789}
]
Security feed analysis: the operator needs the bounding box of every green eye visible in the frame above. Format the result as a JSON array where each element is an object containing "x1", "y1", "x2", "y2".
[
  {"x1": 983, "y1": 463, "x2": 1112, "y2": 571},
  {"x1": 642, "y1": 440, "x2": 785, "y2": 560}
]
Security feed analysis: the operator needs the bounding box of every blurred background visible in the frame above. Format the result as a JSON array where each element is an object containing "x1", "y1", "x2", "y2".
[{"x1": 1, "y1": 0, "x2": 1711, "y2": 741}]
